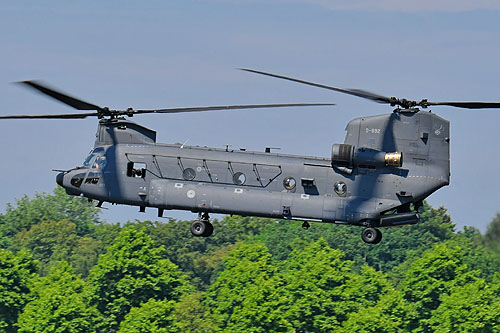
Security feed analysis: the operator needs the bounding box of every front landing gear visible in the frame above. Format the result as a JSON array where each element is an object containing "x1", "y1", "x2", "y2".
[
  {"x1": 361, "y1": 227, "x2": 382, "y2": 244},
  {"x1": 190, "y1": 213, "x2": 213, "y2": 237}
]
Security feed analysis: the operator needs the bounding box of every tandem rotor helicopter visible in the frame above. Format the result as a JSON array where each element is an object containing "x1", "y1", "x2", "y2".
[{"x1": 3, "y1": 69, "x2": 500, "y2": 244}]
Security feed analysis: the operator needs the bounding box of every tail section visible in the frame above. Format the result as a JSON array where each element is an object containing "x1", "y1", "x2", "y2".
[{"x1": 341, "y1": 110, "x2": 450, "y2": 217}]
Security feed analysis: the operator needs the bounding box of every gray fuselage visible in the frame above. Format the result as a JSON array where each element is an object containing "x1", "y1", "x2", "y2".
[{"x1": 57, "y1": 110, "x2": 450, "y2": 226}]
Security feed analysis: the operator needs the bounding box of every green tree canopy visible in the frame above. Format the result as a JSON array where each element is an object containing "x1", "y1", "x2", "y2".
[
  {"x1": 17, "y1": 261, "x2": 100, "y2": 333},
  {"x1": 339, "y1": 290, "x2": 408, "y2": 333},
  {"x1": 205, "y1": 242, "x2": 290, "y2": 332},
  {"x1": 118, "y1": 298, "x2": 177, "y2": 333},
  {"x1": 0, "y1": 249, "x2": 37, "y2": 333},
  {"x1": 428, "y1": 277, "x2": 500, "y2": 332},
  {"x1": 0, "y1": 187, "x2": 100, "y2": 248},
  {"x1": 128, "y1": 216, "x2": 274, "y2": 289},
  {"x1": 14, "y1": 219, "x2": 103, "y2": 277},
  {"x1": 399, "y1": 242, "x2": 478, "y2": 331},
  {"x1": 87, "y1": 227, "x2": 190, "y2": 331},
  {"x1": 485, "y1": 212, "x2": 500, "y2": 252},
  {"x1": 280, "y1": 238, "x2": 355, "y2": 331}
]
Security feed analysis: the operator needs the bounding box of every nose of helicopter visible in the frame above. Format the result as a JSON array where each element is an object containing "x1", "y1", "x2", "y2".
[{"x1": 56, "y1": 172, "x2": 64, "y2": 187}]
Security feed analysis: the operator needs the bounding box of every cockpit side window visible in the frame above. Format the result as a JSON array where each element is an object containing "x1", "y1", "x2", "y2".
[{"x1": 92, "y1": 156, "x2": 107, "y2": 169}]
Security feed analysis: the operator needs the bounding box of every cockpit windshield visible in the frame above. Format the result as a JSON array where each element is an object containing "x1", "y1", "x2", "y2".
[
  {"x1": 83, "y1": 153, "x2": 95, "y2": 167},
  {"x1": 83, "y1": 147, "x2": 105, "y2": 167}
]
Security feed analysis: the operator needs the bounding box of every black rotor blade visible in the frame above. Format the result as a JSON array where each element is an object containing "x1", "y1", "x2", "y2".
[
  {"x1": 239, "y1": 68, "x2": 395, "y2": 104},
  {"x1": 427, "y1": 101, "x2": 500, "y2": 109},
  {"x1": 0, "y1": 112, "x2": 98, "y2": 119},
  {"x1": 18, "y1": 80, "x2": 103, "y2": 111},
  {"x1": 134, "y1": 103, "x2": 335, "y2": 114}
]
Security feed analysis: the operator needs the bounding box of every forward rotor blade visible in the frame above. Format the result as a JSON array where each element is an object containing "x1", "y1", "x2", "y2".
[
  {"x1": 18, "y1": 80, "x2": 103, "y2": 111},
  {"x1": 0, "y1": 112, "x2": 98, "y2": 119},
  {"x1": 134, "y1": 103, "x2": 335, "y2": 114},
  {"x1": 427, "y1": 101, "x2": 500, "y2": 109},
  {"x1": 239, "y1": 68, "x2": 394, "y2": 104}
]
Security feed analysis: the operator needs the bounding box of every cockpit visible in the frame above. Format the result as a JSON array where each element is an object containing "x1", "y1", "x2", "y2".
[
  {"x1": 68, "y1": 147, "x2": 107, "y2": 189},
  {"x1": 82, "y1": 147, "x2": 107, "y2": 169}
]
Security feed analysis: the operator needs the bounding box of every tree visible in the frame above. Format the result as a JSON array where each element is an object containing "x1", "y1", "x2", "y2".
[
  {"x1": 427, "y1": 278, "x2": 500, "y2": 332},
  {"x1": 69, "y1": 236, "x2": 102, "y2": 278},
  {"x1": 14, "y1": 219, "x2": 103, "y2": 277},
  {"x1": 15, "y1": 220, "x2": 79, "y2": 275},
  {"x1": 485, "y1": 212, "x2": 500, "y2": 252},
  {"x1": 173, "y1": 292, "x2": 217, "y2": 333},
  {"x1": 128, "y1": 216, "x2": 274, "y2": 289},
  {"x1": 340, "y1": 290, "x2": 409, "y2": 333},
  {"x1": 205, "y1": 242, "x2": 290, "y2": 332},
  {"x1": 17, "y1": 261, "x2": 101, "y2": 333},
  {"x1": 399, "y1": 242, "x2": 478, "y2": 331},
  {"x1": 279, "y1": 239, "x2": 399, "y2": 332},
  {"x1": 0, "y1": 249, "x2": 37, "y2": 332},
  {"x1": 118, "y1": 298, "x2": 177, "y2": 333},
  {"x1": 0, "y1": 187, "x2": 100, "y2": 248},
  {"x1": 87, "y1": 227, "x2": 190, "y2": 331},
  {"x1": 279, "y1": 239, "x2": 355, "y2": 331},
  {"x1": 452, "y1": 229, "x2": 500, "y2": 283}
]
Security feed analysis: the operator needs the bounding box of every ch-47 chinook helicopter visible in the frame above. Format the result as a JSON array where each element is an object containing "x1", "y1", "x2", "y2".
[{"x1": 3, "y1": 71, "x2": 500, "y2": 244}]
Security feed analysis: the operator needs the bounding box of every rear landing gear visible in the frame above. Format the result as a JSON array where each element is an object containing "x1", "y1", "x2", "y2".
[
  {"x1": 361, "y1": 227, "x2": 382, "y2": 244},
  {"x1": 190, "y1": 213, "x2": 213, "y2": 237}
]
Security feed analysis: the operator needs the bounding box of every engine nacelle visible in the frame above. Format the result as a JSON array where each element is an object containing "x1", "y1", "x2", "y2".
[{"x1": 331, "y1": 144, "x2": 402, "y2": 168}]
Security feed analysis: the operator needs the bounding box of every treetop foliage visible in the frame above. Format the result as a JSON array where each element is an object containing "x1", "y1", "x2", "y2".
[
  {"x1": 87, "y1": 227, "x2": 190, "y2": 332},
  {"x1": 0, "y1": 187, "x2": 100, "y2": 249},
  {"x1": 0, "y1": 188, "x2": 499, "y2": 332}
]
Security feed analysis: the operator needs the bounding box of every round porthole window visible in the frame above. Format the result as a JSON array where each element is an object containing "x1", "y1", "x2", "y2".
[
  {"x1": 334, "y1": 181, "x2": 347, "y2": 195},
  {"x1": 183, "y1": 168, "x2": 196, "y2": 181},
  {"x1": 283, "y1": 177, "x2": 296, "y2": 190},
  {"x1": 233, "y1": 172, "x2": 246, "y2": 185}
]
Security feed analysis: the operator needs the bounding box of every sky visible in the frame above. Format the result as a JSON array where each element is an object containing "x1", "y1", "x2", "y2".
[{"x1": 1, "y1": 1, "x2": 500, "y2": 232}]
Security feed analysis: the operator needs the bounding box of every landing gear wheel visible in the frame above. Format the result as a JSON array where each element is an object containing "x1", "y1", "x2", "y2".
[
  {"x1": 302, "y1": 221, "x2": 310, "y2": 230},
  {"x1": 202, "y1": 222, "x2": 213, "y2": 237},
  {"x1": 361, "y1": 227, "x2": 382, "y2": 244},
  {"x1": 190, "y1": 220, "x2": 207, "y2": 237}
]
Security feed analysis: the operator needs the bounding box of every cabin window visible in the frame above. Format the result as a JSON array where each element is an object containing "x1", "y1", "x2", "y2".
[
  {"x1": 182, "y1": 168, "x2": 196, "y2": 181},
  {"x1": 85, "y1": 172, "x2": 100, "y2": 185},
  {"x1": 233, "y1": 172, "x2": 246, "y2": 185},
  {"x1": 283, "y1": 177, "x2": 296, "y2": 190},
  {"x1": 127, "y1": 162, "x2": 146, "y2": 178},
  {"x1": 70, "y1": 173, "x2": 86, "y2": 188},
  {"x1": 301, "y1": 178, "x2": 315, "y2": 187}
]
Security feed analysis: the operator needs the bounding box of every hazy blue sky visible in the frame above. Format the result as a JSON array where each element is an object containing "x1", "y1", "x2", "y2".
[{"x1": 1, "y1": 1, "x2": 500, "y2": 232}]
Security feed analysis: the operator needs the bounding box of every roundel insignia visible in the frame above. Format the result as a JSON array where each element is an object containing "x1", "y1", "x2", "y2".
[
  {"x1": 187, "y1": 190, "x2": 196, "y2": 199},
  {"x1": 334, "y1": 181, "x2": 347, "y2": 196}
]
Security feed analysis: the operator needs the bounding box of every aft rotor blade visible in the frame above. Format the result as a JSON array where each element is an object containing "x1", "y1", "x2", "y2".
[
  {"x1": 426, "y1": 101, "x2": 500, "y2": 109},
  {"x1": 134, "y1": 103, "x2": 335, "y2": 114},
  {"x1": 18, "y1": 80, "x2": 103, "y2": 111},
  {"x1": 0, "y1": 112, "x2": 98, "y2": 119},
  {"x1": 239, "y1": 68, "x2": 394, "y2": 104}
]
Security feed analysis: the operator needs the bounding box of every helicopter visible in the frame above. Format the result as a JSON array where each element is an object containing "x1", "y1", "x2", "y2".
[{"x1": 3, "y1": 71, "x2": 500, "y2": 244}]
